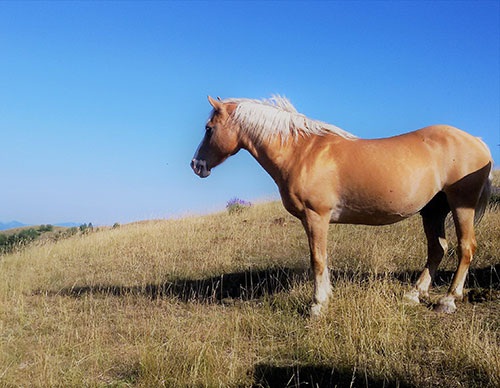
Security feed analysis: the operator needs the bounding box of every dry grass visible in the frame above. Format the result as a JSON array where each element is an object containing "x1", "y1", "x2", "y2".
[
  {"x1": 491, "y1": 169, "x2": 499, "y2": 187},
  {"x1": 0, "y1": 201, "x2": 499, "y2": 387}
]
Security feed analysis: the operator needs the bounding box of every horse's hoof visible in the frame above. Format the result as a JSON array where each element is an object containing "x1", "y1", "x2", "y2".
[
  {"x1": 433, "y1": 297, "x2": 456, "y2": 314},
  {"x1": 403, "y1": 290, "x2": 420, "y2": 305},
  {"x1": 311, "y1": 303, "x2": 323, "y2": 317}
]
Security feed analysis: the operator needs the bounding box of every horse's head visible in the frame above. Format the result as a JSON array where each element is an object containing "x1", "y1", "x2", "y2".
[{"x1": 191, "y1": 96, "x2": 241, "y2": 178}]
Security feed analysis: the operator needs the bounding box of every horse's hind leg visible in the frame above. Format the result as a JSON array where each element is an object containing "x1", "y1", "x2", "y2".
[
  {"x1": 433, "y1": 165, "x2": 491, "y2": 313},
  {"x1": 434, "y1": 206, "x2": 476, "y2": 313},
  {"x1": 404, "y1": 192, "x2": 449, "y2": 304}
]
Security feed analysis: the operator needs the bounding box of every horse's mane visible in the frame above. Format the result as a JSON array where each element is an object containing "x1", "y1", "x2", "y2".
[{"x1": 221, "y1": 96, "x2": 357, "y2": 144}]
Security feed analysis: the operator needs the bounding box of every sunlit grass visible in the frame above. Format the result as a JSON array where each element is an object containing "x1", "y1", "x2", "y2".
[
  {"x1": 0, "y1": 201, "x2": 499, "y2": 387},
  {"x1": 491, "y1": 169, "x2": 499, "y2": 187}
]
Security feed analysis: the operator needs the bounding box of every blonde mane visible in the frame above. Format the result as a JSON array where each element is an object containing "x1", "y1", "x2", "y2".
[{"x1": 222, "y1": 96, "x2": 357, "y2": 144}]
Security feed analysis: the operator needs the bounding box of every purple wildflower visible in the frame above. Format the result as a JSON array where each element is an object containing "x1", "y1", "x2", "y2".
[{"x1": 226, "y1": 197, "x2": 252, "y2": 214}]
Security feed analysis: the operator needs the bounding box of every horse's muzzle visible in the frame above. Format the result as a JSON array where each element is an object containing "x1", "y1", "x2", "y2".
[{"x1": 191, "y1": 159, "x2": 211, "y2": 178}]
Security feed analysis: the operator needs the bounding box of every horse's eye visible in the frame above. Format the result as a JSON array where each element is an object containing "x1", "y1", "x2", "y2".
[{"x1": 205, "y1": 125, "x2": 213, "y2": 132}]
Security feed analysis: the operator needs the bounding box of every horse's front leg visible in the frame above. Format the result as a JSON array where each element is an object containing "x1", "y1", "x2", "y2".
[{"x1": 302, "y1": 209, "x2": 332, "y2": 316}]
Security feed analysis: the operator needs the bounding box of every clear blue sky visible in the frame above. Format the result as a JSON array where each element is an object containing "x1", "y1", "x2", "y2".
[{"x1": 0, "y1": 1, "x2": 499, "y2": 225}]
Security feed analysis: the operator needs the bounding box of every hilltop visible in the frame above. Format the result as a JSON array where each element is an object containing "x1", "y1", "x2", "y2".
[
  {"x1": 0, "y1": 223, "x2": 98, "y2": 255},
  {"x1": 0, "y1": 222, "x2": 81, "y2": 232},
  {"x1": 0, "y1": 224, "x2": 68, "y2": 237},
  {"x1": 0, "y1": 198, "x2": 498, "y2": 387}
]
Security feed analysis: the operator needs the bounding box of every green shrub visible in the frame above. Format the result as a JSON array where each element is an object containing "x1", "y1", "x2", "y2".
[{"x1": 38, "y1": 224, "x2": 54, "y2": 232}]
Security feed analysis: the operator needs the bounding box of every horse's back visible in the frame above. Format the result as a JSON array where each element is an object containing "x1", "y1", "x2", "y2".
[
  {"x1": 349, "y1": 125, "x2": 491, "y2": 186},
  {"x1": 324, "y1": 125, "x2": 492, "y2": 224}
]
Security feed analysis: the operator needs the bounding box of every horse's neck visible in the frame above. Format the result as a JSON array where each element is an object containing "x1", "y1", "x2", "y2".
[{"x1": 242, "y1": 135, "x2": 295, "y2": 184}]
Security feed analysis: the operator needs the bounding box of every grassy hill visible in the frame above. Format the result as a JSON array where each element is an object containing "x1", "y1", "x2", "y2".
[
  {"x1": 0, "y1": 199, "x2": 499, "y2": 387},
  {"x1": 0, "y1": 224, "x2": 69, "y2": 237}
]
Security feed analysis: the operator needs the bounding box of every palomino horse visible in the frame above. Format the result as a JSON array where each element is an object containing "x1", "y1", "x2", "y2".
[{"x1": 191, "y1": 96, "x2": 492, "y2": 315}]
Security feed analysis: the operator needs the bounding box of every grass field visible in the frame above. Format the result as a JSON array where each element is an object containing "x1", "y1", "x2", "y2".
[{"x1": 0, "y1": 177, "x2": 499, "y2": 387}]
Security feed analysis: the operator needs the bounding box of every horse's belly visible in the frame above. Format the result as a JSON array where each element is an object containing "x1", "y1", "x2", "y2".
[
  {"x1": 330, "y1": 165, "x2": 442, "y2": 225},
  {"x1": 330, "y1": 189, "x2": 431, "y2": 225},
  {"x1": 331, "y1": 206, "x2": 410, "y2": 225}
]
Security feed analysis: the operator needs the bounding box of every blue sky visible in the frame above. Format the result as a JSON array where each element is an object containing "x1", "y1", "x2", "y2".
[{"x1": 0, "y1": 1, "x2": 498, "y2": 225}]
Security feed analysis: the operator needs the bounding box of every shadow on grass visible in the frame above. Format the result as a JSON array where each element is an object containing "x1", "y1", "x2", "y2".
[
  {"x1": 393, "y1": 263, "x2": 500, "y2": 287},
  {"x1": 44, "y1": 266, "x2": 308, "y2": 302},
  {"x1": 39, "y1": 264, "x2": 500, "y2": 304},
  {"x1": 252, "y1": 364, "x2": 417, "y2": 388}
]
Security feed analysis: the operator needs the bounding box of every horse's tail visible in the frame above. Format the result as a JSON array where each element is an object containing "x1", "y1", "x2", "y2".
[
  {"x1": 473, "y1": 137, "x2": 493, "y2": 225},
  {"x1": 474, "y1": 173, "x2": 492, "y2": 225}
]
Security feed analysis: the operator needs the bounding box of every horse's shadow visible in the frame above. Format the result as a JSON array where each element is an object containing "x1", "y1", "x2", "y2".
[
  {"x1": 49, "y1": 263, "x2": 500, "y2": 304},
  {"x1": 52, "y1": 266, "x2": 308, "y2": 302},
  {"x1": 394, "y1": 263, "x2": 500, "y2": 298},
  {"x1": 252, "y1": 363, "x2": 419, "y2": 388}
]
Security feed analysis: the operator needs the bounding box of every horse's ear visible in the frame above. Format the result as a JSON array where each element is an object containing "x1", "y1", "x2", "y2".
[
  {"x1": 208, "y1": 95, "x2": 222, "y2": 110},
  {"x1": 217, "y1": 96, "x2": 222, "y2": 102}
]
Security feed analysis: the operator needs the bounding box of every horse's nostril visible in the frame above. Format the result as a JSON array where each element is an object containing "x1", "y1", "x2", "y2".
[{"x1": 190, "y1": 158, "x2": 210, "y2": 178}]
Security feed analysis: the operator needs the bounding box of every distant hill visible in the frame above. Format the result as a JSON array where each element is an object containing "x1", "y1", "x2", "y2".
[{"x1": 0, "y1": 221, "x2": 27, "y2": 231}]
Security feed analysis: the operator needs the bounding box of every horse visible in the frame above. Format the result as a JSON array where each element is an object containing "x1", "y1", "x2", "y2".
[{"x1": 191, "y1": 95, "x2": 493, "y2": 315}]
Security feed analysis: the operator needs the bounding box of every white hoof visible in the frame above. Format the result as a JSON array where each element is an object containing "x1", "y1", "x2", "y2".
[
  {"x1": 403, "y1": 289, "x2": 420, "y2": 305},
  {"x1": 311, "y1": 303, "x2": 324, "y2": 317},
  {"x1": 433, "y1": 296, "x2": 457, "y2": 314}
]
